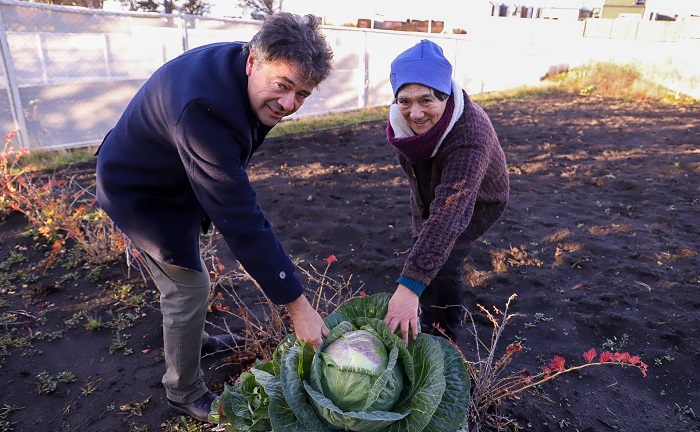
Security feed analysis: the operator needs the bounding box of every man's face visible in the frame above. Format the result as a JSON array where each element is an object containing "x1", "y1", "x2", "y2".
[{"x1": 246, "y1": 53, "x2": 316, "y2": 127}]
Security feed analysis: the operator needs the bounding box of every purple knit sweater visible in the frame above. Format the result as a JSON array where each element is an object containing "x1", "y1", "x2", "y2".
[{"x1": 395, "y1": 91, "x2": 509, "y2": 286}]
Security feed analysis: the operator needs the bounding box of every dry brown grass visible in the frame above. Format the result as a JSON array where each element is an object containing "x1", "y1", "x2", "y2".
[{"x1": 541, "y1": 61, "x2": 699, "y2": 104}]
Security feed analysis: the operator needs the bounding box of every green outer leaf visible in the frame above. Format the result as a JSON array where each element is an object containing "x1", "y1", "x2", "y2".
[
  {"x1": 272, "y1": 333, "x2": 300, "y2": 374},
  {"x1": 338, "y1": 293, "x2": 392, "y2": 318},
  {"x1": 329, "y1": 292, "x2": 392, "y2": 321},
  {"x1": 208, "y1": 392, "x2": 225, "y2": 424},
  {"x1": 362, "y1": 343, "x2": 402, "y2": 411},
  {"x1": 214, "y1": 384, "x2": 233, "y2": 422},
  {"x1": 254, "y1": 358, "x2": 277, "y2": 376},
  {"x1": 276, "y1": 345, "x2": 331, "y2": 432},
  {"x1": 254, "y1": 368, "x2": 302, "y2": 432},
  {"x1": 211, "y1": 378, "x2": 272, "y2": 431},
  {"x1": 299, "y1": 341, "x2": 317, "y2": 381},
  {"x1": 387, "y1": 334, "x2": 446, "y2": 432},
  {"x1": 237, "y1": 373, "x2": 272, "y2": 431},
  {"x1": 422, "y1": 337, "x2": 471, "y2": 432},
  {"x1": 304, "y1": 380, "x2": 409, "y2": 431}
]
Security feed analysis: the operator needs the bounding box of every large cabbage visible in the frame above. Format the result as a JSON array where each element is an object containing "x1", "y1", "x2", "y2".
[
  {"x1": 319, "y1": 328, "x2": 404, "y2": 412},
  {"x1": 210, "y1": 293, "x2": 470, "y2": 432}
]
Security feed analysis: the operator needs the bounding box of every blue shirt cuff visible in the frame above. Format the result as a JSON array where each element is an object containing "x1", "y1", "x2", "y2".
[{"x1": 396, "y1": 275, "x2": 427, "y2": 296}]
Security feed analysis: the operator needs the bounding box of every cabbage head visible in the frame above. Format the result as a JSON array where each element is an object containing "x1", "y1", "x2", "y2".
[
  {"x1": 319, "y1": 328, "x2": 403, "y2": 412},
  {"x1": 211, "y1": 293, "x2": 470, "y2": 432}
]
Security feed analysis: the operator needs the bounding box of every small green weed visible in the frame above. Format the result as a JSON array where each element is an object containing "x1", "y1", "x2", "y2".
[
  {"x1": 85, "y1": 266, "x2": 102, "y2": 283},
  {"x1": 162, "y1": 416, "x2": 217, "y2": 431},
  {"x1": 64, "y1": 310, "x2": 87, "y2": 327},
  {"x1": 654, "y1": 353, "x2": 675, "y2": 366},
  {"x1": 113, "y1": 284, "x2": 146, "y2": 308},
  {"x1": 107, "y1": 311, "x2": 142, "y2": 331},
  {"x1": 79, "y1": 378, "x2": 101, "y2": 396},
  {"x1": 0, "y1": 252, "x2": 26, "y2": 271},
  {"x1": 674, "y1": 403, "x2": 698, "y2": 421},
  {"x1": 0, "y1": 404, "x2": 23, "y2": 432},
  {"x1": 119, "y1": 397, "x2": 151, "y2": 417},
  {"x1": 36, "y1": 370, "x2": 77, "y2": 393},
  {"x1": 109, "y1": 334, "x2": 133, "y2": 355},
  {"x1": 85, "y1": 314, "x2": 103, "y2": 331},
  {"x1": 602, "y1": 333, "x2": 628, "y2": 352}
]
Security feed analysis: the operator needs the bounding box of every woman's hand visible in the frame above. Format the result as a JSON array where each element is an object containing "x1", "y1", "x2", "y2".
[
  {"x1": 285, "y1": 295, "x2": 329, "y2": 350},
  {"x1": 384, "y1": 284, "x2": 420, "y2": 347}
]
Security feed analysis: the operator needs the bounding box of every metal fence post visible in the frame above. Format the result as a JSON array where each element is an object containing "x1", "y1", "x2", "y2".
[
  {"x1": 362, "y1": 31, "x2": 369, "y2": 110},
  {"x1": 182, "y1": 14, "x2": 190, "y2": 52},
  {"x1": 0, "y1": 5, "x2": 29, "y2": 149}
]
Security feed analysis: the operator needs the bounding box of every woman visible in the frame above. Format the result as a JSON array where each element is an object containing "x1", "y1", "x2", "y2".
[{"x1": 383, "y1": 39, "x2": 510, "y2": 346}]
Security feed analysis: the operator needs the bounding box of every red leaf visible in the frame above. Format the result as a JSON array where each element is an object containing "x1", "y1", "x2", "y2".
[
  {"x1": 4, "y1": 130, "x2": 18, "y2": 142},
  {"x1": 583, "y1": 348, "x2": 597, "y2": 363},
  {"x1": 506, "y1": 341, "x2": 523, "y2": 355},
  {"x1": 638, "y1": 361, "x2": 649, "y2": 377},
  {"x1": 325, "y1": 255, "x2": 337, "y2": 265},
  {"x1": 599, "y1": 351, "x2": 613, "y2": 362},
  {"x1": 612, "y1": 352, "x2": 631, "y2": 363},
  {"x1": 549, "y1": 355, "x2": 566, "y2": 372}
]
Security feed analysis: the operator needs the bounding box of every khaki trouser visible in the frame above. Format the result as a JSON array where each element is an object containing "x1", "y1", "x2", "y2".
[{"x1": 144, "y1": 255, "x2": 211, "y2": 403}]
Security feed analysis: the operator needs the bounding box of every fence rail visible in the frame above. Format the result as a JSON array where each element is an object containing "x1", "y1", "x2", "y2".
[{"x1": 1, "y1": 0, "x2": 698, "y2": 151}]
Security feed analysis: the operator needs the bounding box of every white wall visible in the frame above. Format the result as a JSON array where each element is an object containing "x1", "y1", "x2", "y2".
[{"x1": 1, "y1": 1, "x2": 698, "y2": 150}]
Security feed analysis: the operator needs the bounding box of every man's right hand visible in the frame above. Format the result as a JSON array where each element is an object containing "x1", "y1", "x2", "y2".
[{"x1": 284, "y1": 294, "x2": 329, "y2": 350}]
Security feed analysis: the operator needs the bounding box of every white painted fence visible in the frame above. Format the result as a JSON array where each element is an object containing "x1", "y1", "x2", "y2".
[{"x1": 0, "y1": 0, "x2": 698, "y2": 150}]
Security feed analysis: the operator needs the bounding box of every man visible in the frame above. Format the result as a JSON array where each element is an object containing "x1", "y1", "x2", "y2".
[{"x1": 95, "y1": 13, "x2": 333, "y2": 422}]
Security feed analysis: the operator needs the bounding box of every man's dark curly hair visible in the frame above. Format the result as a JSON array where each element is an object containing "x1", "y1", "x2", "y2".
[{"x1": 243, "y1": 12, "x2": 334, "y2": 86}]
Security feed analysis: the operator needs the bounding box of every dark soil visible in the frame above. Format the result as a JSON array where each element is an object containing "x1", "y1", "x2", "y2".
[{"x1": 0, "y1": 93, "x2": 698, "y2": 431}]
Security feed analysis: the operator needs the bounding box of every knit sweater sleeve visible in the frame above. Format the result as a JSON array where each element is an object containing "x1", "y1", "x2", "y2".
[{"x1": 400, "y1": 102, "x2": 505, "y2": 287}]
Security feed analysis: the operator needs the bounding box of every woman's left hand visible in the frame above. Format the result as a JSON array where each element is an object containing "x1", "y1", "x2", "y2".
[{"x1": 384, "y1": 285, "x2": 420, "y2": 347}]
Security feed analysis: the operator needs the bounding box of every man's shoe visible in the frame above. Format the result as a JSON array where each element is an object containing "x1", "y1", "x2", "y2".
[
  {"x1": 201, "y1": 333, "x2": 244, "y2": 355},
  {"x1": 167, "y1": 391, "x2": 218, "y2": 422}
]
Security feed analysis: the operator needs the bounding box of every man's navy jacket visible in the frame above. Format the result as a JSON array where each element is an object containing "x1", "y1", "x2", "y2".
[{"x1": 96, "y1": 42, "x2": 304, "y2": 305}]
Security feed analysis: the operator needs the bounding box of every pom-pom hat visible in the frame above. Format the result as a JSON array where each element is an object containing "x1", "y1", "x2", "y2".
[{"x1": 390, "y1": 39, "x2": 453, "y2": 97}]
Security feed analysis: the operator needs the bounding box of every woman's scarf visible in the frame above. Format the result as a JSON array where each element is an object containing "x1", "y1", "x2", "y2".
[{"x1": 386, "y1": 79, "x2": 465, "y2": 165}]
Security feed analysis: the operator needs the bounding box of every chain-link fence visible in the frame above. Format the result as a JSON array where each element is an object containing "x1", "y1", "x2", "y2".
[
  {"x1": 0, "y1": 2, "x2": 267, "y2": 150},
  {"x1": 1, "y1": 0, "x2": 699, "y2": 151}
]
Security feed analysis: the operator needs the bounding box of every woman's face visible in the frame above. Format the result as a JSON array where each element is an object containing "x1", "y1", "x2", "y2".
[{"x1": 395, "y1": 84, "x2": 448, "y2": 135}]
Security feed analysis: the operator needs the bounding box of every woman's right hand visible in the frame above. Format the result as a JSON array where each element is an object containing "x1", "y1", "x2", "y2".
[{"x1": 384, "y1": 284, "x2": 420, "y2": 347}]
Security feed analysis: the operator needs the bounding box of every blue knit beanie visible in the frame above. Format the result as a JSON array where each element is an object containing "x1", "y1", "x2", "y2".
[{"x1": 390, "y1": 39, "x2": 453, "y2": 97}]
